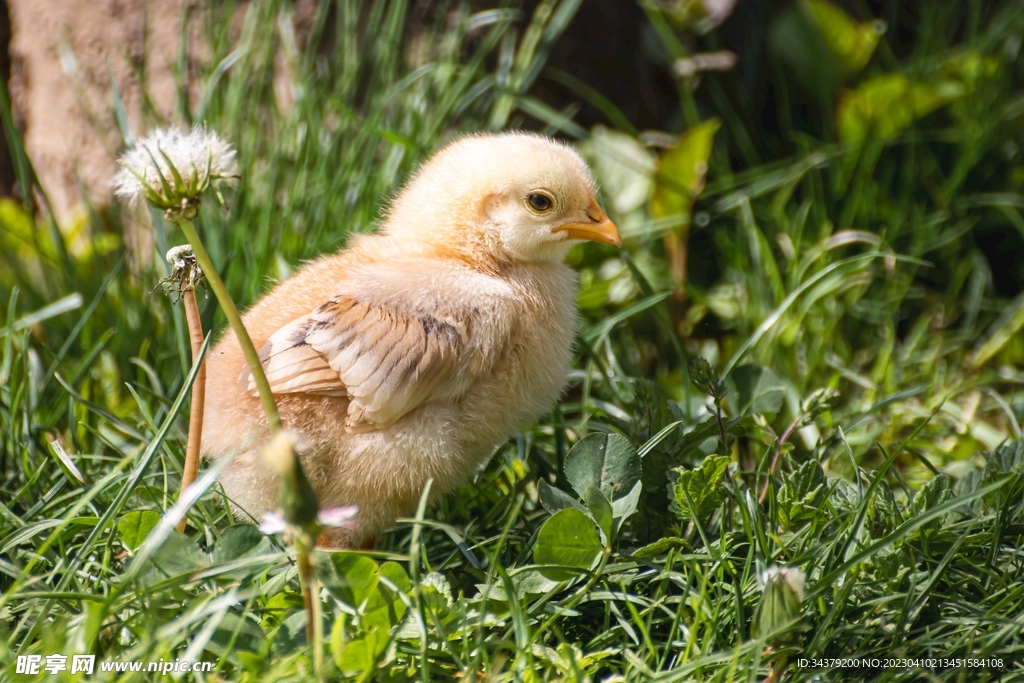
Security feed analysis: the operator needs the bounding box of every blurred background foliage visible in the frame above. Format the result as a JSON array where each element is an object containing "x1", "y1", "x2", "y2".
[{"x1": 3, "y1": 0, "x2": 1024, "y2": 679}]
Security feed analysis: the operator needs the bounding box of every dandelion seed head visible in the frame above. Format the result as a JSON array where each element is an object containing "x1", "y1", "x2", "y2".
[{"x1": 113, "y1": 125, "x2": 238, "y2": 207}]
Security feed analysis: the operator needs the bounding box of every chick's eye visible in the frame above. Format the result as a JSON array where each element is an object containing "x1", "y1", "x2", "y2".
[{"x1": 527, "y1": 192, "x2": 553, "y2": 213}]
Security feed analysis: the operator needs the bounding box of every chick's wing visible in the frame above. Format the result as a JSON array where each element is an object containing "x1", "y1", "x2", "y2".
[{"x1": 246, "y1": 294, "x2": 469, "y2": 429}]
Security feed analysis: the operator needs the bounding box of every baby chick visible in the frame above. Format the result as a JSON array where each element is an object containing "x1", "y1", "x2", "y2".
[{"x1": 202, "y1": 132, "x2": 620, "y2": 546}]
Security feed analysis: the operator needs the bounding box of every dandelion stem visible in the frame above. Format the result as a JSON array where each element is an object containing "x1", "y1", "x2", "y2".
[
  {"x1": 176, "y1": 219, "x2": 282, "y2": 431},
  {"x1": 176, "y1": 289, "x2": 207, "y2": 532},
  {"x1": 296, "y1": 533, "x2": 324, "y2": 679}
]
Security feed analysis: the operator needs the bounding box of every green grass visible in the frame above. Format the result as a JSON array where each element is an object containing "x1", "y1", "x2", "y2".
[{"x1": 3, "y1": 0, "x2": 1024, "y2": 680}]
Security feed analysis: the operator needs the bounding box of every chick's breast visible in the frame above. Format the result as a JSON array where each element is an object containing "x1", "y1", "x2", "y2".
[{"x1": 202, "y1": 246, "x2": 578, "y2": 544}]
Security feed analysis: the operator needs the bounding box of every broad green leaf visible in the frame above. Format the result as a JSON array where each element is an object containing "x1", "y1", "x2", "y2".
[
  {"x1": 212, "y1": 524, "x2": 272, "y2": 564},
  {"x1": 650, "y1": 118, "x2": 720, "y2": 226},
  {"x1": 337, "y1": 628, "x2": 389, "y2": 677},
  {"x1": 261, "y1": 591, "x2": 303, "y2": 629},
  {"x1": 777, "y1": 460, "x2": 828, "y2": 528},
  {"x1": 802, "y1": 0, "x2": 884, "y2": 74},
  {"x1": 984, "y1": 440, "x2": 1024, "y2": 478},
  {"x1": 362, "y1": 561, "x2": 410, "y2": 631},
  {"x1": 564, "y1": 432, "x2": 641, "y2": 500},
  {"x1": 726, "y1": 364, "x2": 785, "y2": 416},
  {"x1": 326, "y1": 553, "x2": 380, "y2": 607},
  {"x1": 580, "y1": 125, "x2": 655, "y2": 214},
  {"x1": 862, "y1": 481, "x2": 899, "y2": 543},
  {"x1": 533, "y1": 508, "x2": 603, "y2": 581},
  {"x1": 511, "y1": 569, "x2": 561, "y2": 599},
  {"x1": 671, "y1": 455, "x2": 730, "y2": 523},
  {"x1": 117, "y1": 510, "x2": 160, "y2": 551},
  {"x1": 420, "y1": 572, "x2": 454, "y2": 612},
  {"x1": 612, "y1": 480, "x2": 642, "y2": 525},
  {"x1": 135, "y1": 530, "x2": 208, "y2": 584},
  {"x1": 205, "y1": 612, "x2": 265, "y2": 656},
  {"x1": 325, "y1": 554, "x2": 409, "y2": 631},
  {"x1": 537, "y1": 479, "x2": 587, "y2": 515},
  {"x1": 584, "y1": 484, "x2": 613, "y2": 542},
  {"x1": 911, "y1": 474, "x2": 951, "y2": 531},
  {"x1": 837, "y1": 73, "x2": 963, "y2": 147}
]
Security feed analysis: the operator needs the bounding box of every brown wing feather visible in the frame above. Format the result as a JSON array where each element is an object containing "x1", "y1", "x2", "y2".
[{"x1": 244, "y1": 296, "x2": 466, "y2": 428}]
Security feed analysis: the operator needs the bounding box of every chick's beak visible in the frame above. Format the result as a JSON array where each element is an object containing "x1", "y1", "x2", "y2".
[{"x1": 554, "y1": 198, "x2": 621, "y2": 247}]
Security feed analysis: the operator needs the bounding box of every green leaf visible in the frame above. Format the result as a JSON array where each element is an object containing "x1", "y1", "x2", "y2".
[
  {"x1": 802, "y1": 0, "x2": 883, "y2": 74},
  {"x1": 580, "y1": 125, "x2": 655, "y2": 215},
  {"x1": 564, "y1": 432, "x2": 641, "y2": 500},
  {"x1": 911, "y1": 474, "x2": 951, "y2": 531},
  {"x1": 212, "y1": 524, "x2": 272, "y2": 564},
  {"x1": 538, "y1": 479, "x2": 587, "y2": 515},
  {"x1": 837, "y1": 72, "x2": 963, "y2": 147},
  {"x1": 134, "y1": 531, "x2": 208, "y2": 584},
  {"x1": 325, "y1": 553, "x2": 380, "y2": 607},
  {"x1": 584, "y1": 483, "x2": 613, "y2": 542},
  {"x1": 336, "y1": 628, "x2": 389, "y2": 677},
  {"x1": 203, "y1": 612, "x2": 265, "y2": 658},
  {"x1": 261, "y1": 592, "x2": 303, "y2": 629},
  {"x1": 650, "y1": 118, "x2": 720, "y2": 227},
  {"x1": 420, "y1": 572, "x2": 455, "y2": 612},
  {"x1": 511, "y1": 569, "x2": 561, "y2": 599},
  {"x1": 984, "y1": 441, "x2": 1024, "y2": 479},
  {"x1": 325, "y1": 554, "x2": 409, "y2": 631},
  {"x1": 117, "y1": 510, "x2": 160, "y2": 551},
  {"x1": 725, "y1": 364, "x2": 785, "y2": 416},
  {"x1": 671, "y1": 455, "x2": 730, "y2": 523},
  {"x1": 778, "y1": 461, "x2": 828, "y2": 528},
  {"x1": 612, "y1": 480, "x2": 642, "y2": 526},
  {"x1": 533, "y1": 508, "x2": 603, "y2": 581},
  {"x1": 630, "y1": 536, "x2": 688, "y2": 559},
  {"x1": 362, "y1": 561, "x2": 410, "y2": 631}
]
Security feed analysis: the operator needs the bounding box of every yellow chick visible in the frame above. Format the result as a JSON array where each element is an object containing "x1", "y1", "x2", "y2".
[{"x1": 202, "y1": 132, "x2": 620, "y2": 546}]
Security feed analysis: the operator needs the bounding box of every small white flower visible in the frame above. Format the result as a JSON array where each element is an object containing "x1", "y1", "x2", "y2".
[
  {"x1": 317, "y1": 506, "x2": 359, "y2": 529},
  {"x1": 259, "y1": 512, "x2": 288, "y2": 535},
  {"x1": 113, "y1": 125, "x2": 238, "y2": 215},
  {"x1": 259, "y1": 506, "x2": 358, "y2": 537}
]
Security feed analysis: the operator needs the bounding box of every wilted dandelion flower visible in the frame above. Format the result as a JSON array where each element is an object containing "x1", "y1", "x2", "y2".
[
  {"x1": 159, "y1": 244, "x2": 205, "y2": 300},
  {"x1": 113, "y1": 126, "x2": 238, "y2": 219}
]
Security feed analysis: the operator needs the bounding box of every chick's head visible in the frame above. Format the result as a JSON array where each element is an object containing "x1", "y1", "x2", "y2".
[{"x1": 383, "y1": 132, "x2": 620, "y2": 263}]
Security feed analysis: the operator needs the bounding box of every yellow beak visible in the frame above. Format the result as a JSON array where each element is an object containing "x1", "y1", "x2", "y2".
[{"x1": 554, "y1": 198, "x2": 621, "y2": 247}]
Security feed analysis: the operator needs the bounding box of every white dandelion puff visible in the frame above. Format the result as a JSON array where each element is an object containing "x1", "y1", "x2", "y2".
[{"x1": 113, "y1": 125, "x2": 238, "y2": 214}]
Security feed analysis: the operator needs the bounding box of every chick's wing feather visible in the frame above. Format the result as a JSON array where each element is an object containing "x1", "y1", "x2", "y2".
[{"x1": 248, "y1": 294, "x2": 467, "y2": 428}]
